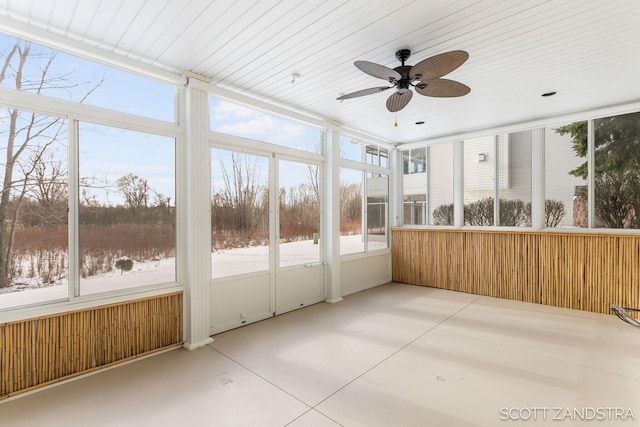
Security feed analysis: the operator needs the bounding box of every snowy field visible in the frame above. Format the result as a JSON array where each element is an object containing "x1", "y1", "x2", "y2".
[{"x1": 0, "y1": 235, "x2": 387, "y2": 309}]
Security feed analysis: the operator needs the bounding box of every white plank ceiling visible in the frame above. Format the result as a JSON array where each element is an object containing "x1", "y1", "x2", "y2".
[{"x1": 0, "y1": 0, "x2": 639, "y2": 144}]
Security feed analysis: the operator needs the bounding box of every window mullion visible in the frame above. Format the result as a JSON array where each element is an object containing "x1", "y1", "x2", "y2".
[{"x1": 68, "y1": 118, "x2": 79, "y2": 301}]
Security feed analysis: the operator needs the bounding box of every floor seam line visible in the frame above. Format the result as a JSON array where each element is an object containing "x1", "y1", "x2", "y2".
[
  {"x1": 208, "y1": 346, "x2": 315, "y2": 409},
  {"x1": 312, "y1": 296, "x2": 481, "y2": 409}
]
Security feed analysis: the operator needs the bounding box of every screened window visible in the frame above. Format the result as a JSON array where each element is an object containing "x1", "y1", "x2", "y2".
[
  {"x1": 403, "y1": 148, "x2": 426, "y2": 174},
  {"x1": 340, "y1": 136, "x2": 388, "y2": 166},
  {"x1": 210, "y1": 97, "x2": 321, "y2": 153},
  {"x1": 593, "y1": 112, "x2": 640, "y2": 229},
  {"x1": 402, "y1": 147, "x2": 427, "y2": 225},
  {"x1": 367, "y1": 173, "x2": 388, "y2": 251},
  {"x1": 429, "y1": 143, "x2": 455, "y2": 226},
  {"x1": 497, "y1": 130, "x2": 532, "y2": 227},
  {"x1": 0, "y1": 33, "x2": 175, "y2": 122},
  {"x1": 340, "y1": 168, "x2": 363, "y2": 255},
  {"x1": 78, "y1": 123, "x2": 176, "y2": 295},
  {"x1": 211, "y1": 148, "x2": 270, "y2": 278},
  {"x1": 366, "y1": 145, "x2": 388, "y2": 168},
  {"x1": 279, "y1": 159, "x2": 321, "y2": 267},
  {"x1": 463, "y1": 136, "x2": 496, "y2": 226},
  {"x1": 546, "y1": 121, "x2": 588, "y2": 227},
  {"x1": 0, "y1": 111, "x2": 68, "y2": 309},
  {"x1": 340, "y1": 136, "x2": 363, "y2": 161}
]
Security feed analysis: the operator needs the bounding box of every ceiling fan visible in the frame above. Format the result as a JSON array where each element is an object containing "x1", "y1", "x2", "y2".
[{"x1": 337, "y1": 49, "x2": 470, "y2": 112}]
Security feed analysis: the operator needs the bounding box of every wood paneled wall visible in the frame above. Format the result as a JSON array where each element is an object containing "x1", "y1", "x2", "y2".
[
  {"x1": 392, "y1": 228, "x2": 640, "y2": 314},
  {"x1": 0, "y1": 292, "x2": 183, "y2": 399}
]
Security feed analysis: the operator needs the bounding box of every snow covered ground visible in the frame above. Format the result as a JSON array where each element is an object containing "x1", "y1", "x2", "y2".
[{"x1": 0, "y1": 235, "x2": 387, "y2": 310}]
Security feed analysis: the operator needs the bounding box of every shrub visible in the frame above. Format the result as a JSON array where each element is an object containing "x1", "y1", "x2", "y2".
[
  {"x1": 433, "y1": 198, "x2": 566, "y2": 227},
  {"x1": 432, "y1": 203, "x2": 454, "y2": 225},
  {"x1": 545, "y1": 199, "x2": 566, "y2": 227},
  {"x1": 115, "y1": 256, "x2": 134, "y2": 275}
]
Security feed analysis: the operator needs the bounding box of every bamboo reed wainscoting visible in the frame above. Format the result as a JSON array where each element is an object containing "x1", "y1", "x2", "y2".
[
  {"x1": 392, "y1": 228, "x2": 640, "y2": 315},
  {"x1": 0, "y1": 292, "x2": 183, "y2": 400}
]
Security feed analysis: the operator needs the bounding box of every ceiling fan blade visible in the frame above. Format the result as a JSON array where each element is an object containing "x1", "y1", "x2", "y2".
[
  {"x1": 410, "y1": 50, "x2": 469, "y2": 80},
  {"x1": 337, "y1": 86, "x2": 392, "y2": 100},
  {"x1": 386, "y1": 90, "x2": 413, "y2": 112},
  {"x1": 355, "y1": 61, "x2": 402, "y2": 81},
  {"x1": 415, "y1": 79, "x2": 470, "y2": 97}
]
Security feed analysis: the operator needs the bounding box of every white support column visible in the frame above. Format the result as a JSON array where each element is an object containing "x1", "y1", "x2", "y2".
[
  {"x1": 324, "y1": 129, "x2": 342, "y2": 303},
  {"x1": 531, "y1": 128, "x2": 545, "y2": 229},
  {"x1": 587, "y1": 119, "x2": 595, "y2": 229},
  {"x1": 390, "y1": 147, "x2": 402, "y2": 227},
  {"x1": 182, "y1": 80, "x2": 214, "y2": 350},
  {"x1": 493, "y1": 135, "x2": 500, "y2": 226},
  {"x1": 453, "y1": 141, "x2": 464, "y2": 227}
]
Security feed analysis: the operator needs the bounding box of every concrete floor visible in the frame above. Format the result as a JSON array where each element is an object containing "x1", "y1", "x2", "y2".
[{"x1": 1, "y1": 282, "x2": 639, "y2": 426}]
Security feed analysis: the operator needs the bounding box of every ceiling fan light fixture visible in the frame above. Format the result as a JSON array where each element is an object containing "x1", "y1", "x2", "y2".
[{"x1": 337, "y1": 49, "x2": 470, "y2": 112}]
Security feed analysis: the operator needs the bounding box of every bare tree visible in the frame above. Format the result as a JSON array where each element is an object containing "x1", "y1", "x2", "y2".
[
  {"x1": 219, "y1": 153, "x2": 265, "y2": 231},
  {"x1": 0, "y1": 40, "x2": 103, "y2": 288},
  {"x1": 116, "y1": 173, "x2": 151, "y2": 213}
]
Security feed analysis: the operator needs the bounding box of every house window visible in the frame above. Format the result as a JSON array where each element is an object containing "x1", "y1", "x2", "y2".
[{"x1": 403, "y1": 148, "x2": 426, "y2": 174}]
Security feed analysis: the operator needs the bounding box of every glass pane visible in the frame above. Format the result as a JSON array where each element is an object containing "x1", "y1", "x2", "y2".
[
  {"x1": 429, "y1": 143, "x2": 454, "y2": 225},
  {"x1": 497, "y1": 131, "x2": 532, "y2": 227},
  {"x1": 365, "y1": 145, "x2": 388, "y2": 167},
  {"x1": 340, "y1": 168, "x2": 363, "y2": 255},
  {"x1": 0, "y1": 33, "x2": 175, "y2": 122},
  {"x1": 367, "y1": 173, "x2": 388, "y2": 251},
  {"x1": 546, "y1": 121, "x2": 587, "y2": 227},
  {"x1": 463, "y1": 136, "x2": 495, "y2": 226},
  {"x1": 78, "y1": 123, "x2": 176, "y2": 295},
  {"x1": 593, "y1": 112, "x2": 640, "y2": 228},
  {"x1": 211, "y1": 149, "x2": 270, "y2": 277},
  {"x1": 210, "y1": 98, "x2": 321, "y2": 153},
  {"x1": 403, "y1": 148, "x2": 427, "y2": 225},
  {"x1": 279, "y1": 160, "x2": 320, "y2": 267},
  {"x1": 0, "y1": 111, "x2": 68, "y2": 309},
  {"x1": 340, "y1": 135, "x2": 363, "y2": 162}
]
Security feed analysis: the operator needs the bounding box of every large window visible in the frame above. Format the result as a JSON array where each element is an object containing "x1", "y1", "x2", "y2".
[
  {"x1": 546, "y1": 121, "x2": 587, "y2": 227},
  {"x1": 429, "y1": 143, "x2": 454, "y2": 226},
  {"x1": 367, "y1": 173, "x2": 389, "y2": 251},
  {"x1": 340, "y1": 135, "x2": 388, "y2": 166},
  {"x1": 463, "y1": 136, "x2": 496, "y2": 226},
  {"x1": 211, "y1": 149, "x2": 270, "y2": 278},
  {"x1": 340, "y1": 168, "x2": 363, "y2": 255},
  {"x1": 0, "y1": 33, "x2": 175, "y2": 122},
  {"x1": 593, "y1": 112, "x2": 640, "y2": 229},
  {"x1": 210, "y1": 98, "x2": 321, "y2": 153},
  {"x1": 497, "y1": 130, "x2": 532, "y2": 227},
  {"x1": 340, "y1": 167, "x2": 389, "y2": 255},
  {"x1": 0, "y1": 111, "x2": 68, "y2": 309},
  {"x1": 78, "y1": 124, "x2": 175, "y2": 295},
  {"x1": 279, "y1": 160, "x2": 321, "y2": 267},
  {"x1": 402, "y1": 147, "x2": 427, "y2": 225},
  {"x1": 0, "y1": 33, "x2": 178, "y2": 310}
]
